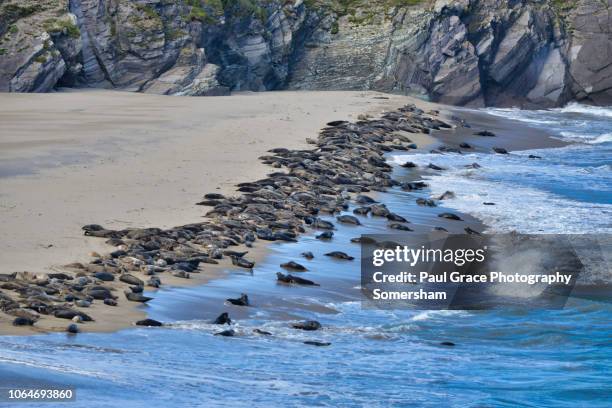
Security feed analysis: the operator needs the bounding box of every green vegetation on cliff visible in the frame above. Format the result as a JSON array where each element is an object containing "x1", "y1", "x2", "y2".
[
  {"x1": 43, "y1": 18, "x2": 80, "y2": 38},
  {"x1": 304, "y1": 0, "x2": 425, "y2": 14},
  {"x1": 186, "y1": 0, "x2": 268, "y2": 23}
]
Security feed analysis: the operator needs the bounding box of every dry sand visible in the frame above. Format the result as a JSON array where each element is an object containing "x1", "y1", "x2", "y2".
[{"x1": 0, "y1": 89, "x2": 433, "y2": 334}]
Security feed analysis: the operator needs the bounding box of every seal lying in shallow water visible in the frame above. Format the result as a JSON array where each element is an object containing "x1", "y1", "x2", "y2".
[
  {"x1": 214, "y1": 329, "x2": 235, "y2": 337},
  {"x1": 292, "y1": 320, "x2": 321, "y2": 331},
  {"x1": 389, "y1": 223, "x2": 412, "y2": 231},
  {"x1": 353, "y1": 207, "x2": 371, "y2": 216},
  {"x1": 438, "y1": 212, "x2": 463, "y2": 221},
  {"x1": 280, "y1": 261, "x2": 308, "y2": 271},
  {"x1": 316, "y1": 231, "x2": 334, "y2": 240},
  {"x1": 226, "y1": 293, "x2": 249, "y2": 306},
  {"x1": 337, "y1": 215, "x2": 361, "y2": 225},
  {"x1": 387, "y1": 212, "x2": 408, "y2": 222},
  {"x1": 304, "y1": 341, "x2": 331, "y2": 347},
  {"x1": 301, "y1": 251, "x2": 314, "y2": 259},
  {"x1": 324, "y1": 251, "x2": 354, "y2": 261},
  {"x1": 276, "y1": 272, "x2": 319, "y2": 286}
]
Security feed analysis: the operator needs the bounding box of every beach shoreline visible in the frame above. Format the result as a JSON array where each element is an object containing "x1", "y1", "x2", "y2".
[
  {"x1": 0, "y1": 90, "x2": 566, "y2": 336},
  {"x1": 1, "y1": 90, "x2": 437, "y2": 335}
]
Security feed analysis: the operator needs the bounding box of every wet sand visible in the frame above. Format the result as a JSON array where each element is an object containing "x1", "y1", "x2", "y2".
[{"x1": 436, "y1": 107, "x2": 568, "y2": 151}]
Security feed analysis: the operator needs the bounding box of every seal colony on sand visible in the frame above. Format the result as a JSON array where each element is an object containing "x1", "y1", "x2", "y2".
[{"x1": 0, "y1": 104, "x2": 463, "y2": 333}]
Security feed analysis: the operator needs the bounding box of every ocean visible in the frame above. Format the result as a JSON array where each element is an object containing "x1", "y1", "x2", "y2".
[
  {"x1": 392, "y1": 103, "x2": 612, "y2": 234},
  {"x1": 0, "y1": 105, "x2": 610, "y2": 407}
]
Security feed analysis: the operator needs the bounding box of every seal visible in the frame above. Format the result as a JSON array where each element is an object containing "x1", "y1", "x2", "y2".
[
  {"x1": 12, "y1": 317, "x2": 34, "y2": 326},
  {"x1": 104, "y1": 298, "x2": 118, "y2": 306},
  {"x1": 204, "y1": 193, "x2": 225, "y2": 200},
  {"x1": 416, "y1": 198, "x2": 436, "y2": 207},
  {"x1": 67, "y1": 323, "x2": 79, "y2": 334},
  {"x1": 493, "y1": 147, "x2": 509, "y2": 154},
  {"x1": 474, "y1": 130, "x2": 496, "y2": 136},
  {"x1": 120, "y1": 274, "x2": 144, "y2": 286},
  {"x1": 136, "y1": 319, "x2": 163, "y2": 327},
  {"x1": 214, "y1": 312, "x2": 232, "y2": 325},
  {"x1": 253, "y1": 328, "x2": 272, "y2": 336},
  {"x1": 316, "y1": 231, "x2": 334, "y2": 240},
  {"x1": 387, "y1": 212, "x2": 408, "y2": 222},
  {"x1": 75, "y1": 300, "x2": 91, "y2": 308},
  {"x1": 464, "y1": 227, "x2": 481, "y2": 235},
  {"x1": 438, "y1": 212, "x2": 463, "y2": 221},
  {"x1": 389, "y1": 223, "x2": 412, "y2": 231},
  {"x1": 226, "y1": 293, "x2": 249, "y2": 306},
  {"x1": 324, "y1": 251, "x2": 354, "y2": 261},
  {"x1": 337, "y1": 215, "x2": 361, "y2": 225},
  {"x1": 125, "y1": 292, "x2": 153, "y2": 303},
  {"x1": 231, "y1": 256, "x2": 255, "y2": 269},
  {"x1": 301, "y1": 251, "x2": 314, "y2": 260},
  {"x1": 280, "y1": 261, "x2": 308, "y2": 272},
  {"x1": 370, "y1": 204, "x2": 390, "y2": 217},
  {"x1": 438, "y1": 191, "x2": 455, "y2": 200},
  {"x1": 355, "y1": 195, "x2": 377, "y2": 205},
  {"x1": 130, "y1": 285, "x2": 144, "y2": 293},
  {"x1": 54, "y1": 309, "x2": 93, "y2": 321},
  {"x1": 304, "y1": 341, "x2": 331, "y2": 347},
  {"x1": 353, "y1": 207, "x2": 371, "y2": 216},
  {"x1": 351, "y1": 236, "x2": 376, "y2": 244},
  {"x1": 276, "y1": 272, "x2": 319, "y2": 286},
  {"x1": 292, "y1": 320, "x2": 321, "y2": 331},
  {"x1": 223, "y1": 250, "x2": 248, "y2": 258},
  {"x1": 401, "y1": 181, "x2": 427, "y2": 191},
  {"x1": 326, "y1": 119, "x2": 349, "y2": 127},
  {"x1": 87, "y1": 287, "x2": 114, "y2": 300},
  {"x1": 214, "y1": 329, "x2": 235, "y2": 337},
  {"x1": 147, "y1": 276, "x2": 161, "y2": 288},
  {"x1": 312, "y1": 219, "x2": 335, "y2": 230},
  {"x1": 94, "y1": 272, "x2": 115, "y2": 282}
]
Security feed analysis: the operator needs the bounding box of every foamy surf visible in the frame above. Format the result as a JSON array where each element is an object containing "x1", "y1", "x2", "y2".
[
  {"x1": 480, "y1": 103, "x2": 612, "y2": 143},
  {"x1": 394, "y1": 151, "x2": 612, "y2": 234},
  {"x1": 394, "y1": 103, "x2": 612, "y2": 234}
]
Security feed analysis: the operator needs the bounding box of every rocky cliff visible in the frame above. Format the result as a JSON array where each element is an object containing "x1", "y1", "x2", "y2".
[{"x1": 0, "y1": 0, "x2": 610, "y2": 107}]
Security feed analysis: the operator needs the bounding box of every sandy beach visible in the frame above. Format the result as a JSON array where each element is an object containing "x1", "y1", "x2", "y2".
[
  {"x1": 0, "y1": 90, "x2": 569, "y2": 336},
  {"x1": 0, "y1": 90, "x2": 437, "y2": 334},
  {"x1": 0, "y1": 90, "x2": 426, "y2": 274}
]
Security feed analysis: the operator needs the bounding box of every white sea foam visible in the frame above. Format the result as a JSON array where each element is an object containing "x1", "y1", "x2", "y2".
[
  {"x1": 478, "y1": 103, "x2": 612, "y2": 144},
  {"x1": 393, "y1": 150, "x2": 612, "y2": 234},
  {"x1": 557, "y1": 102, "x2": 612, "y2": 118}
]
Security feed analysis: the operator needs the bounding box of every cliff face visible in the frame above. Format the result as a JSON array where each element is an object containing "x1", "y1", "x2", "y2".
[{"x1": 0, "y1": 0, "x2": 610, "y2": 107}]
